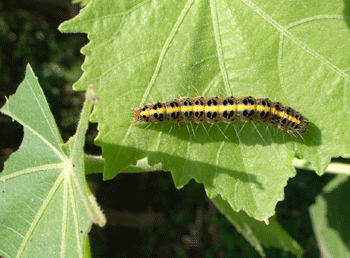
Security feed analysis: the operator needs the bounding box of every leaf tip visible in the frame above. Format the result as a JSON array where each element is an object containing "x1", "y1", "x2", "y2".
[
  {"x1": 88, "y1": 194, "x2": 106, "y2": 227},
  {"x1": 58, "y1": 20, "x2": 72, "y2": 33}
]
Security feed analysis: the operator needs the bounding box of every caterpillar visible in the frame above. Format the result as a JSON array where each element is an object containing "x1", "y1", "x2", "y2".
[{"x1": 132, "y1": 96, "x2": 309, "y2": 134}]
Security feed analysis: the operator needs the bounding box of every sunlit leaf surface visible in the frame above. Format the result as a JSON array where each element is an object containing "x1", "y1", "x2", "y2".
[{"x1": 60, "y1": 0, "x2": 350, "y2": 220}]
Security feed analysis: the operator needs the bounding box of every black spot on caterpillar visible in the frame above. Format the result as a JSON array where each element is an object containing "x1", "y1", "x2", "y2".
[{"x1": 132, "y1": 96, "x2": 309, "y2": 134}]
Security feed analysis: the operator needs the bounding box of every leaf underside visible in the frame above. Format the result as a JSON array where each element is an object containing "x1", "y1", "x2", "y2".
[
  {"x1": 0, "y1": 65, "x2": 104, "y2": 258},
  {"x1": 60, "y1": 0, "x2": 350, "y2": 220}
]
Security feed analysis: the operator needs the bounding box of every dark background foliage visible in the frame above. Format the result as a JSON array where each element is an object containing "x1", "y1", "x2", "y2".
[{"x1": 0, "y1": 1, "x2": 334, "y2": 257}]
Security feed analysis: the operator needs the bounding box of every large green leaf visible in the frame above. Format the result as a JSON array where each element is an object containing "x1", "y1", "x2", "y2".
[
  {"x1": 60, "y1": 0, "x2": 350, "y2": 220},
  {"x1": 0, "y1": 65, "x2": 105, "y2": 257}
]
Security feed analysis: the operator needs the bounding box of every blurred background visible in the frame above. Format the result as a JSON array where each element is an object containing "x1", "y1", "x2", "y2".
[{"x1": 0, "y1": 1, "x2": 334, "y2": 257}]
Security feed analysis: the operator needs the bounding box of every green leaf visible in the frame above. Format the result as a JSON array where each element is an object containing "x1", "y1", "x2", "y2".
[
  {"x1": 310, "y1": 175, "x2": 350, "y2": 257},
  {"x1": 213, "y1": 194, "x2": 304, "y2": 256},
  {"x1": 0, "y1": 65, "x2": 105, "y2": 258},
  {"x1": 59, "y1": 0, "x2": 350, "y2": 220}
]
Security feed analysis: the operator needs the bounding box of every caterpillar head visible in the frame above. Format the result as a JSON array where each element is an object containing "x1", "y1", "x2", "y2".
[
  {"x1": 132, "y1": 107, "x2": 142, "y2": 124},
  {"x1": 297, "y1": 117, "x2": 309, "y2": 134}
]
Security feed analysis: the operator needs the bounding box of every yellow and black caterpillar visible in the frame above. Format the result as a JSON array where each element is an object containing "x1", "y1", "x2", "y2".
[{"x1": 132, "y1": 96, "x2": 309, "y2": 134}]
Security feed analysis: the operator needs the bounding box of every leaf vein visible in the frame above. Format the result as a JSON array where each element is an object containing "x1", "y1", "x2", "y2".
[
  {"x1": 241, "y1": 0, "x2": 350, "y2": 81},
  {"x1": 0, "y1": 163, "x2": 64, "y2": 182},
  {"x1": 60, "y1": 173, "x2": 69, "y2": 258},
  {"x1": 139, "y1": 0, "x2": 195, "y2": 107},
  {"x1": 26, "y1": 76, "x2": 63, "y2": 151},
  {"x1": 210, "y1": 0, "x2": 231, "y2": 94},
  {"x1": 0, "y1": 110, "x2": 66, "y2": 161},
  {"x1": 15, "y1": 171, "x2": 65, "y2": 258},
  {"x1": 69, "y1": 175, "x2": 83, "y2": 257}
]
